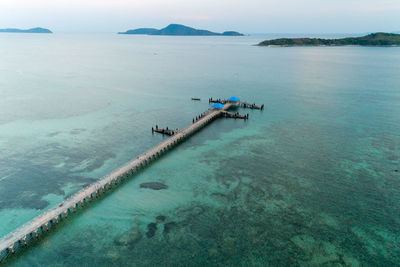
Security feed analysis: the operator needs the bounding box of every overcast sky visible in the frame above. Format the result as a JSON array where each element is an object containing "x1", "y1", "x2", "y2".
[{"x1": 0, "y1": 0, "x2": 399, "y2": 33}]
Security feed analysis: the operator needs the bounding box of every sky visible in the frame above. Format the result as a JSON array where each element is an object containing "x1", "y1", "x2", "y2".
[{"x1": 0, "y1": 0, "x2": 399, "y2": 33}]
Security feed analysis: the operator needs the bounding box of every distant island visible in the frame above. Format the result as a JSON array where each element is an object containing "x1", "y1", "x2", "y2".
[
  {"x1": 0, "y1": 27, "x2": 52, "y2": 34},
  {"x1": 258, "y1": 33, "x2": 400, "y2": 46},
  {"x1": 119, "y1": 24, "x2": 244, "y2": 36},
  {"x1": 121, "y1": 28, "x2": 158, "y2": 35}
]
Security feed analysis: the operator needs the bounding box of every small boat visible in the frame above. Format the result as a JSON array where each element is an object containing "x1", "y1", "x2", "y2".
[{"x1": 191, "y1": 98, "x2": 201, "y2": 101}]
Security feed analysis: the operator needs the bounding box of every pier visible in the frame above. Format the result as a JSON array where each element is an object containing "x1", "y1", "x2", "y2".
[
  {"x1": 209, "y1": 97, "x2": 264, "y2": 110},
  {"x1": 221, "y1": 111, "x2": 249, "y2": 120},
  {"x1": 0, "y1": 98, "x2": 258, "y2": 262},
  {"x1": 240, "y1": 102, "x2": 264, "y2": 110},
  {"x1": 152, "y1": 126, "x2": 178, "y2": 136}
]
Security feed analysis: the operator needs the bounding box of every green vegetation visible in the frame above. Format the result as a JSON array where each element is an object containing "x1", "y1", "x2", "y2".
[
  {"x1": 119, "y1": 24, "x2": 244, "y2": 36},
  {"x1": 258, "y1": 32, "x2": 400, "y2": 46},
  {"x1": 118, "y1": 28, "x2": 158, "y2": 35}
]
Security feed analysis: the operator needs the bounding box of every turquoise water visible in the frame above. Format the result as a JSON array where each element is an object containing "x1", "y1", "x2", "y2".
[{"x1": 0, "y1": 33, "x2": 400, "y2": 266}]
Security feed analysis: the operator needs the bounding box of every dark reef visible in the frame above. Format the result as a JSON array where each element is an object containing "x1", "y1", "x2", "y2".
[
  {"x1": 146, "y1": 223, "x2": 158, "y2": 238},
  {"x1": 140, "y1": 182, "x2": 168, "y2": 190},
  {"x1": 163, "y1": 222, "x2": 178, "y2": 234},
  {"x1": 156, "y1": 215, "x2": 166, "y2": 222}
]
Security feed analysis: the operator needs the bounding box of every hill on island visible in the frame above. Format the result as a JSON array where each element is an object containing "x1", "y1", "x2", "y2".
[
  {"x1": 121, "y1": 28, "x2": 158, "y2": 35},
  {"x1": 119, "y1": 24, "x2": 244, "y2": 36},
  {"x1": 0, "y1": 27, "x2": 52, "y2": 34},
  {"x1": 258, "y1": 32, "x2": 400, "y2": 46}
]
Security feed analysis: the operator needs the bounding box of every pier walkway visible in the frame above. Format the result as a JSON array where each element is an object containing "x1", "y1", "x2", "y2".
[
  {"x1": 0, "y1": 103, "x2": 234, "y2": 262},
  {"x1": 209, "y1": 97, "x2": 264, "y2": 110}
]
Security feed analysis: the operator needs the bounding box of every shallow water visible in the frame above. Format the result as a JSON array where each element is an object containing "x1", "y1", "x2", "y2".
[{"x1": 0, "y1": 34, "x2": 400, "y2": 266}]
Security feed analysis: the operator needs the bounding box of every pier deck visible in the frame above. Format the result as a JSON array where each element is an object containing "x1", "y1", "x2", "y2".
[{"x1": 0, "y1": 103, "x2": 234, "y2": 261}]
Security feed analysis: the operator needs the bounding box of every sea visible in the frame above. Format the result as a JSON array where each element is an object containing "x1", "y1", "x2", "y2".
[{"x1": 0, "y1": 33, "x2": 399, "y2": 266}]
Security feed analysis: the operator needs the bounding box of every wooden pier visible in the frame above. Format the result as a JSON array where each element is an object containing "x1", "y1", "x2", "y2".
[
  {"x1": 152, "y1": 126, "x2": 178, "y2": 136},
  {"x1": 221, "y1": 111, "x2": 249, "y2": 120},
  {"x1": 0, "y1": 102, "x2": 240, "y2": 262},
  {"x1": 209, "y1": 98, "x2": 228, "y2": 104},
  {"x1": 240, "y1": 102, "x2": 264, "y2": 110},
  {"x1": 209, "y1": 97, "x2": 264, "y2": 110}
]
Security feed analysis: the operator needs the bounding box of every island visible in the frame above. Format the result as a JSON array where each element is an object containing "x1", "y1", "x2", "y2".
[
  {"x1": 118, "y1": 28, "x2": 158, "y2": 35},
  {"x1": 119, "y1": 24, "x2": 244, "y2": 36},
  {"x1": 0, "y1": 27, "x2": 52, "y2": 34},
  {"x1": 258, "y1": 32, "x2": 400, "y2": 46}
]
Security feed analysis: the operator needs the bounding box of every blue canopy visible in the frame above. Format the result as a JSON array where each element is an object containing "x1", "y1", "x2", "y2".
[
  {"x1": 228, "y1": 96, "x2": 240, "y2": 102},
  {"x1": 212, "y1": 103, "x2": 224, "y2": 109}
]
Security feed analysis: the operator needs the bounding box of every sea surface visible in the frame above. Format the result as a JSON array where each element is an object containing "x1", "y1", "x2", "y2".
[{"x1": 0, "y1": 33, "x2": 399, "y2": 266}]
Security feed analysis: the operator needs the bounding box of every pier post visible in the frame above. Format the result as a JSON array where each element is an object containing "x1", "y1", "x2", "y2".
[
  {"x1": 17, "y1": 240, "x2": 22, "y2": 251},
  {"x1": 0, "y1": 101, "x2": 253, "y2": 258},
  {"x1": 0, "y1": 249, "x2": 7, "y2": 263}
]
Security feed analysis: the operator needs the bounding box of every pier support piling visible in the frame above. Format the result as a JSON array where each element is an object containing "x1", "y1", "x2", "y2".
[{"x1": 0, "y1": 100, "x2": 264, "y2": 259}]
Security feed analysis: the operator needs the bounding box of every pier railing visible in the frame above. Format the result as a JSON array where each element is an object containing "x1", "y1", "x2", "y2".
[{"x1": 0, "y1": 103, "x2": 236, "y2": 262}]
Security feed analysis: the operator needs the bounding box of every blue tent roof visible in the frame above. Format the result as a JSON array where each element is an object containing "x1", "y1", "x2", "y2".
[
  {"x1": 228, "y1": 96, "x2": 240, "y2": 102},
  {"x1": 212, "y1": 103, "x2": 224, "y2": 109}
]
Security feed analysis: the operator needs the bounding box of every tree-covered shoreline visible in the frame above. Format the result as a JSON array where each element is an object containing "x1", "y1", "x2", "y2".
[{"x1": 258, "y1": 33, "x2": 400, "y2": 46}]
